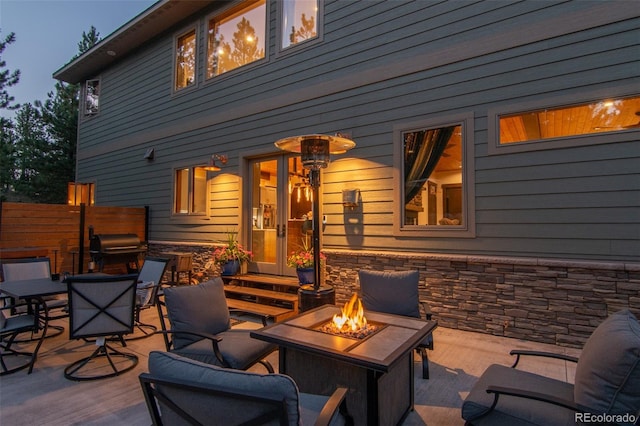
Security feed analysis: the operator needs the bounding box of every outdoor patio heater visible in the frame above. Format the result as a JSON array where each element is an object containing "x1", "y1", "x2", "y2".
[{"x1": 275, "y1": 134, "x2": 356, "y2": 310}]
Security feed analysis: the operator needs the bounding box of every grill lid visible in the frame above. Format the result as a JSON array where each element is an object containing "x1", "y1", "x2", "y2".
[{"x1": 90, "y1": 234, "x2": 142, "y2": 252}]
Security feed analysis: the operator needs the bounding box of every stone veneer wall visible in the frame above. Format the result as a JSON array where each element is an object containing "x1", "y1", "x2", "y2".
[
  {"x1": 148, "y1": 243, "x2": 221, "y2": 285},
  {"x1": 149, "y1": 242, "x2": 639, "y2": 348},
  {"x1": 326, "y1": 250, "x2": 640, "y2": 348}
]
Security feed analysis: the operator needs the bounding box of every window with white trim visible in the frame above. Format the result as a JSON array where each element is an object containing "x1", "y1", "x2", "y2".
[
  {"x1": 174, "y1": 166, "x2": 208, "y2": 215},
  {"x1": 207, "y1": 0, "x2": 266, "y2": 78}
]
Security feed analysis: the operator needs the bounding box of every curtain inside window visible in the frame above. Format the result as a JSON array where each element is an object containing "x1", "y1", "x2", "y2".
[{"x1": 404, "y1": 126, "x2": 456, "y2": 204}]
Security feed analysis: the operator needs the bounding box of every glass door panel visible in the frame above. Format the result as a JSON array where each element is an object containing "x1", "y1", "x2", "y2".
[{"x1": 248, "y1": 155, "x2": 310, "y2": 276}]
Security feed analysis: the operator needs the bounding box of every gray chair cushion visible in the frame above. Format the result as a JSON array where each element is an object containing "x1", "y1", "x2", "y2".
[
  {"x1": 173, "y1": 329, "x2": 276, "y2": 370},
  {"x1": 148, "y1": 351, "x2": 301, "y2": 425},
  {"x1": 461, "y1": 364, "x2": 576, "y2": 426},
  {"x1": 574, "y1": 309, "x2": 640, "y2": 415},
  {"x1": 359, "y1": 270, "x2": 421, "y2": 318},
  {"x1": 163, "y1": 278, "x2": 230, "y2": 349}
]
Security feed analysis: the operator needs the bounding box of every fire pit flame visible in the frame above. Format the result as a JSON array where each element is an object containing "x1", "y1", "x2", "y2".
[
  {"x1": 320, "y1": 293, "x2": 378, "y2": 339},
  {"x1": 333, "y1": 293, "x2": 367, "y2": 331}
]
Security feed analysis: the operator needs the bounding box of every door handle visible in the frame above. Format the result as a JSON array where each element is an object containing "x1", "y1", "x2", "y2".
[{"x1": 276, "y1": 224, "x2": 286, "y2": 237}]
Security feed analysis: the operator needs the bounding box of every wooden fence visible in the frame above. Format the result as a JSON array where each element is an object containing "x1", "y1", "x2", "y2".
[{"x1": 0, "y1": 202, "x2": 147, "y2": 276}]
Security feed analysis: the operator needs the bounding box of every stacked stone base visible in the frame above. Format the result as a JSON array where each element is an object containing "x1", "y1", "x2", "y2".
[{"x1": 149, "y1": 242, "x2": 639, "y2": 348}]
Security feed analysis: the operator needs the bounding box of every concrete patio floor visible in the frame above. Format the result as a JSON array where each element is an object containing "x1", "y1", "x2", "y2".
[{"x1": 0, "y1": 309, "x2": 581, "y2": 425}]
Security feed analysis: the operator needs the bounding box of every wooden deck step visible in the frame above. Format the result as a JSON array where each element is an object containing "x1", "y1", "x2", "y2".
[
  {"x1": 226, "y1": 298, "x2": 295, "y2": 322},
  {"x1": 224, "y1": 284, "x2": 298, "y2": 303},
  {"x1": 223, "y1": 273, "x2": 300, "y2": 290}
]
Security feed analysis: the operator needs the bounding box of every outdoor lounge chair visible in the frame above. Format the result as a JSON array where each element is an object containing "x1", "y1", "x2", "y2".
[
  {"x1": 140, "y1": 350, "x2": 353, "y2": 426},
  {"x1": 461, "y1": 309, "x2": 640, "y2": 426},
  {"x1": 1, "y1": 257, "x2": 67, "y2": 339},
  {"x1": 159, "y1": 277, "x2": 276, "y2": 372},
  {"x1": 358, "y1": 269, "x2": 435, "y2": 379},
  {"x1": 64, "y1": 274, "x2": 139, "y2": 381}
]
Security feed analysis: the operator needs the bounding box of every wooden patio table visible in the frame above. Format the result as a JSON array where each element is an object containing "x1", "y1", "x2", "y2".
[{"x1": 251, "y1": 304, "x2": 437, "y2": 425}]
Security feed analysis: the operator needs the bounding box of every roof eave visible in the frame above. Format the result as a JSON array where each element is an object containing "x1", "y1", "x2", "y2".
[{"x1": 53, "y1": 0, "x2": 214, "y2": 84}]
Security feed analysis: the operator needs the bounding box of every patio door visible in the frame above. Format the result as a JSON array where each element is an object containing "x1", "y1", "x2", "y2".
[{"x1": 247, "y1": 155, "x2": 311, "y2": 276}]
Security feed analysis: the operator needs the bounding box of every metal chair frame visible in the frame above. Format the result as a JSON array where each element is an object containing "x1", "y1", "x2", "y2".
[{"x1": 64, "y1": 274, "x2": 139, "y2": 381}]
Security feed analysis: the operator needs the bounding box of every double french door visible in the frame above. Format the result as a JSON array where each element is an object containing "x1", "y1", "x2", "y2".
[{"x1": 246, "y1": 155, "x2": 312, "y2": 276}]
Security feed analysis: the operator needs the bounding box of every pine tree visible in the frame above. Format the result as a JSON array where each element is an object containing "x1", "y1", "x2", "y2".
[{"x1": 0, "y1": 30, "x2": 20, "y2": 114}]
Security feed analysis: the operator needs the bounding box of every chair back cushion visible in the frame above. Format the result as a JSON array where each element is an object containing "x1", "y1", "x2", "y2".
[
  {"x1": 163, "y1": 278, "x2": 230, "y2": 350},
  {"x1": 358, "y1": 269, "x2": 421, "y2": 318},
  {"x1": 2, "y1": 258, "x2": 51, "y2": 281},
  {"x1": 574, "y1": 309, "x2": 640, "y2": 415},
  {"x1": 67, "y1": 275, "x2": 137, "y2": 339},
  {"x1": 147, "y1": 351, "x2": 300, "y2": 425}
]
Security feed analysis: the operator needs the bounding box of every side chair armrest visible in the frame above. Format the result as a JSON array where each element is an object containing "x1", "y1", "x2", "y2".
[
  {"x1": 486, "y1": 385, "x2": 578, "y2": 412},
  {"x1": 486, "y1": 386, "x2": 620, "y2": 426},
  {"x1": 509, "y1": 349, "x2": 579, "y2": 368},
  {"x1": 228, "y1": 308, "x2": 271, "y2": 326},
  {"x1": 155, "y1": 330, "x2": 225, "y2": 360},
  {"x1": 419, "y1": 300, "x2": 433, "y2": 320},
  {"x1": 315, "y1": 387, "x2": 352, "y2": 426}
]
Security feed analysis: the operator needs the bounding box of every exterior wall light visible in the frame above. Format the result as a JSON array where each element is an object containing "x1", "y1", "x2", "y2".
[
  {"x1": 342, "y1": 189, "x2": 360, "y2": 208},
  {"x1": 204, "y1": 154, "x2": 228, "y2": 171}
]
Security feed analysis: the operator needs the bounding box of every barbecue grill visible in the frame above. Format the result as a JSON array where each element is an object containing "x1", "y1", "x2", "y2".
[{"x1": 89, "y1": 233, "x2": 147, "y2": 272}]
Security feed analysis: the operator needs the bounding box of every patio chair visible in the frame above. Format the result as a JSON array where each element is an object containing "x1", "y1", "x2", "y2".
[
  {"x1": 1, "y1": 257, "x2": 67, "y2": 339},
  {"x1": 462, "y1": 309, "x2": 640, "y2": 426},
  {"x1": 127, "y1": 257, "x2": 169, "y2": 340},
  {"x1": 358, "y1": 269, "x2": 435, "y2": 379},
  {"x1": 0, "y1": 298, "x2": 47, "y2": 375},
  {"x1": 159, "y1": 277, "x2": 276, "y2": 372},
  {"x1": 140, "y1": 350, "x2": 353, "y2": 426},
  {"x1": 64, "y1": 274, "x2": 139, "y2": 381}
]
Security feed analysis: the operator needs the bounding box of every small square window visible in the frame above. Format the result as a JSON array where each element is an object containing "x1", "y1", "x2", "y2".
[{"x1": 174, "y1": 166, "x2": 208, "y2": 215}]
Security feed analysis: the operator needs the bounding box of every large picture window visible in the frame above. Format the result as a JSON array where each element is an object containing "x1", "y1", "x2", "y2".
[
  {"x1": 281, "y1": 0, "x2": 318, "y2": 50},
  {"x1": 207, "y1": 0, "x2": 266, "y2": 78},
  {"x1": 175, "y1": 29, "x2": 196, "y2": 91},
  {"x1": 174, "y1": 167, "x2": 208, "y2": 215},
  {"x1": 395, "y1": 113, "x2": 475, "y2": 237}
]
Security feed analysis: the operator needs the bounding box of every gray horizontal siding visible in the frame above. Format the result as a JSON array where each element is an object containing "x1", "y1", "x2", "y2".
[{"x1": 76, "y1": 0, "x2": 640, "y2": 261}]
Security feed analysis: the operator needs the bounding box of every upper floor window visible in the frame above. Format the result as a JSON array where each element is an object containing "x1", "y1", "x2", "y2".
[
  {"x1": 175, "y1": 29, "x2": 196, "y2": 91},
  {"x1": 174, "y1": 166, "x2": 208, "y2": 215},
  {"x1": 281, "y1": 0, "x2": 318, "y2": 50},
  {"x1": 395, "y1": 113, "x2": 475, "y2": 237},
  {"x1": 84, "y1": 79, "x2": 100, "y2": 115},
  {"x1": 499, "y1": 95, "x2": 640, "y2": 144},
  {"x1": 207, "y1": 0, "x2": 266, "y2": 78}
]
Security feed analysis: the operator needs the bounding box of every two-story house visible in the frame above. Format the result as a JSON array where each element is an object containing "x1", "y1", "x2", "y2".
[{"x1": 54, "y1": 0, "x2": 639, "y2": 346}]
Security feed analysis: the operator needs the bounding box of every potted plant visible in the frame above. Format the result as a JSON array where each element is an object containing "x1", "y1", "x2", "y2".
[
  {"x1": 287, "y1": 235, "x2": 326, "y2": 284},
  {"x1": 212, "y1": 231, "x2": 253, "y2": 276}
]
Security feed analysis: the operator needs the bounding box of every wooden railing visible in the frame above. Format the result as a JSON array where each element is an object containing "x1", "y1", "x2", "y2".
[{"x1": 0, "y1": 202, "x2": 147, "y2": 276}]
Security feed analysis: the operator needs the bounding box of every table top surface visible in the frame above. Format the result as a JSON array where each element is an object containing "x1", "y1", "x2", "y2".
[
  {"x1": 0, "y1": 278, "x2": 67, "y2": 298},
  {"x1": 251, "y1": 304, "x2": 437, "y2": 372}
]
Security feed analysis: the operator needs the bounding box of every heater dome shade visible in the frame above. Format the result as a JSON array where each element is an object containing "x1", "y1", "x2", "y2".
[{"x1": 274, "y1": 134, "x2": 356, "y2": 156}]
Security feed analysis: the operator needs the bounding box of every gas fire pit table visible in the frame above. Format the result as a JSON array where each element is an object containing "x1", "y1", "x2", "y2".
[{"x1": 250, "y1": 304, "x2": 437, "y2": 425}]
